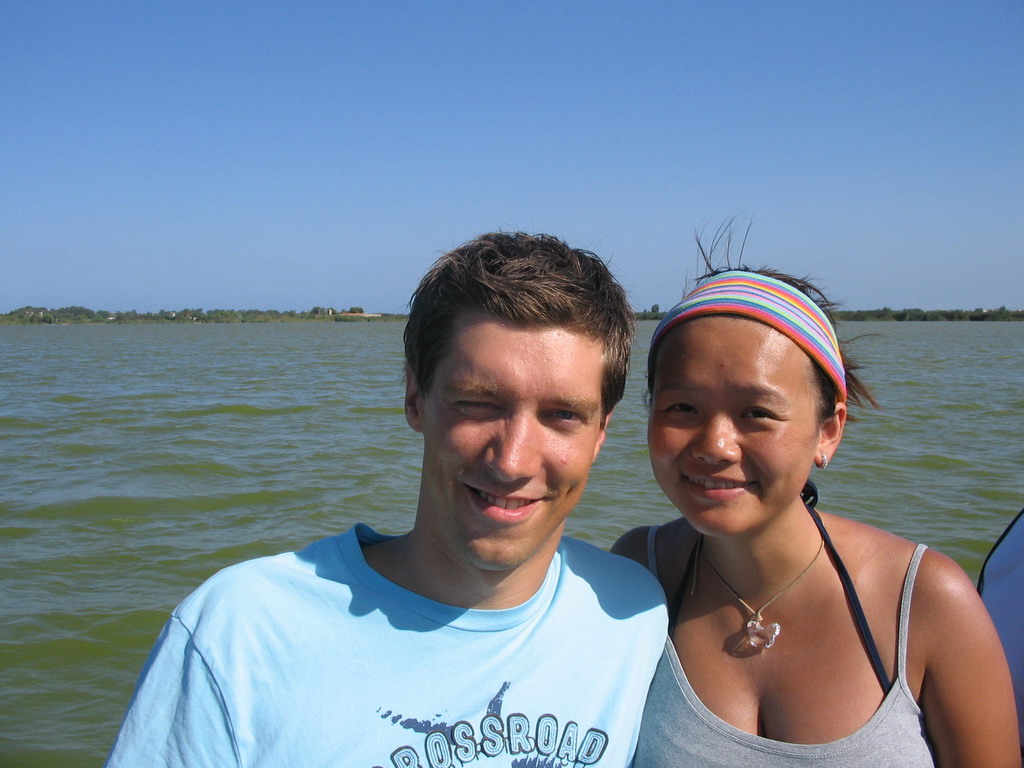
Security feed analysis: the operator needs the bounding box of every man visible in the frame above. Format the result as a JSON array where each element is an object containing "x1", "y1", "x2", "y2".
[{"x1": 105, "y1": 232, "x2": 667, "y2": 767}]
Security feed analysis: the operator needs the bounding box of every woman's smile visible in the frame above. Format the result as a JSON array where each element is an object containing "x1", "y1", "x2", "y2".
[{"x1": 685, "y1": 474, "x2": 751, "y2": 491}]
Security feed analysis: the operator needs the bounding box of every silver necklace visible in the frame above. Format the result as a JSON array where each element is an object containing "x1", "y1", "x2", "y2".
[{"x1": 703, "y1": 537, "x2": 824, "y2": 651}]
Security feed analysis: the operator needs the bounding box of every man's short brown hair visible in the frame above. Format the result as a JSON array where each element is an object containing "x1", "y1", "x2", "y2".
[{"x1": 404, "y1": 232, "x2": 634, "y2": 416}]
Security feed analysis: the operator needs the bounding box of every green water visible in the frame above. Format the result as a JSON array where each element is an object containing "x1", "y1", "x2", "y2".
[{"x1": 1, "y1": 320, "x2": 1022, "y2": 765}]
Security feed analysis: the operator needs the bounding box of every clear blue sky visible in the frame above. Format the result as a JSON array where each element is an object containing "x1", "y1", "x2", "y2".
[{"x1": 3, "y1": 0, "x2": 1022, "y2": 313}]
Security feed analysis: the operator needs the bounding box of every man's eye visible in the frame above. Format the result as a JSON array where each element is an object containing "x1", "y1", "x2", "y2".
[
  {"x1": 551, "y1": 410, "x2": 581, "y2": 422},
  {"x1": 456, "y1": 401, "x2": 499, "y2": 416}
]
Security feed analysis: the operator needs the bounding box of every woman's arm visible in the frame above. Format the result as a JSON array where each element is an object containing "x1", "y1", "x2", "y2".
[{"x1": 914, "y1": 549, "x2": 1020, "y2": 766}]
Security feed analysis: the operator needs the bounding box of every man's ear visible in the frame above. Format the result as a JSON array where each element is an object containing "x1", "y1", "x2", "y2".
[
  {"x1": 593, "y1": 409, "x2": 612, "y2": 460},
  {"x1": 404, "y1": 365, "x2": 425, "y2": 433}
]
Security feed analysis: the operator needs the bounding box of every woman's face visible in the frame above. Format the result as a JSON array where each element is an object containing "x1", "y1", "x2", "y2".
[{"x1": 648, "y1": 315, "x2": 845, "y2": 536}]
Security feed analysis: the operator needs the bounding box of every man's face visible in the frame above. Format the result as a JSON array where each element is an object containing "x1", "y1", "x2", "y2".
[{"x1": 405, "y1": 312, "x2": 609, "y2": 592}]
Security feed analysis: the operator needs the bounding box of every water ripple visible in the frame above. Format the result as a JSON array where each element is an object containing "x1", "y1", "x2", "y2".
[{"x1": 1, "y1": 320, "x2": 1021, "y2": 764}]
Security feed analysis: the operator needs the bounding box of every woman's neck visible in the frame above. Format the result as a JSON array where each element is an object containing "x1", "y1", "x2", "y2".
[{"x1": 699, "y1": 503, "x2": 823, "y2": 603}]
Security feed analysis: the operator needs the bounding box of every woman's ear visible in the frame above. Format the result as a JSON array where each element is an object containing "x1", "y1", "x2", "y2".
[{"x1": 817, "y1": 401, "x2": 847, "y2": 461}]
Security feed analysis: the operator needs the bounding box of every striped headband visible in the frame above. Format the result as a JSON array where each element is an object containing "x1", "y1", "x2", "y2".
[{"x1": 649, "y1": 270, "x2": 847, "y2": 402}]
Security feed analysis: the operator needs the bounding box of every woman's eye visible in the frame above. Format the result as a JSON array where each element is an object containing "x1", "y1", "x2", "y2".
[{"x1": 665, "y1": 402, "x2": 695, "y2": 413}]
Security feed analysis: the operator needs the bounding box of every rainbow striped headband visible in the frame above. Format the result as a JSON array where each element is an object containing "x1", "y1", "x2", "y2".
[{"x1": 649, "y1": 271, "x2": 847, "y2": 402}]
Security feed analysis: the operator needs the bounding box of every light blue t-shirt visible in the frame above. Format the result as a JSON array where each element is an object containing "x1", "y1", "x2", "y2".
[{"x1": 106, "y1": 525, "x2": 667, "y2": 768}]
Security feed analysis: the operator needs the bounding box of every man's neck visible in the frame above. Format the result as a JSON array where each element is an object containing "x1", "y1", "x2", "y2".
[{"x1": 360, "y1": 532, "x2": 557, "y2": 610}]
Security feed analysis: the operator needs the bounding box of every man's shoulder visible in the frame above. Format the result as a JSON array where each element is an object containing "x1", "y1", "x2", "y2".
[
  {"x1": 559, "y1": 535, "x2": 658, "y2": 577},
  {"x1": 172, "y1": 531, "x2": 354, "y2": 627},
  {"x1": 556, "y1": 536, "x2": 667, "y2": 620}
]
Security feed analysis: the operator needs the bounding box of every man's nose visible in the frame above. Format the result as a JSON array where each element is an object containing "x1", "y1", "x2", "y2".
[{"x1": 486, "y1": 415, "x2": 543, "y2": 481}]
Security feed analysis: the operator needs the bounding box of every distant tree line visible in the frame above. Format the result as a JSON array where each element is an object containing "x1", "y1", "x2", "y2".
[
  {"x1": 0, "y1": 306, "x2": 406, "y2": 325},
  {"x1": 630, "y1": 305, "x2": 1023, "y2": 322},
  {"x1": 635, "y1": 304, "x2": 663, "y2": 321},
  {"x1": 3, "y1": 304, "x2": 1022, "y2": 326},
  {"x1": 834, "y1": 307, "x2": 1024, "y2": 321}
]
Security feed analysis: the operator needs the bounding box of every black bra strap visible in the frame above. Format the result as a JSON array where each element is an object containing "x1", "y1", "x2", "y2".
[{"x1": 807, "y1": 504, "x2": 891, "y2": 692}]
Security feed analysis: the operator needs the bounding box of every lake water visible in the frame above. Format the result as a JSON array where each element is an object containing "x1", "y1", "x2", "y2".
[{"x1": 1, "y1": 320, "x2": 1022, "y2": 766}]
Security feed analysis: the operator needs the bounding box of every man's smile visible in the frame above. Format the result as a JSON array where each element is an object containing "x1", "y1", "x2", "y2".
[{"x1": 470, "y1": 485, "x2": 542, "y2": 511}]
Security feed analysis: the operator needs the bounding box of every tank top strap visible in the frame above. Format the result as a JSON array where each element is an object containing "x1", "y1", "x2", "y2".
[
  {"x1": 896, "y1": 544, "x2": 928, "y2": 679},
  {"x1": 645, "y1": 525, "x2": 660, "y2": 578},
  {"x1": 666, "y1": 534, "x2": 702, "y2": 633},
  {"x1": 651, "y1": 528, "x2": 700, "y2": 634}
]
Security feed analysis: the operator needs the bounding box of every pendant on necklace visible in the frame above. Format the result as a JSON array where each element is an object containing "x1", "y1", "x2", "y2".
[
  {"x1": 745, "y1": 617, "x2": 781, "y2": 649},
  {"x1": 702, "y1": 534, "x2": 825, "y2": 654}
]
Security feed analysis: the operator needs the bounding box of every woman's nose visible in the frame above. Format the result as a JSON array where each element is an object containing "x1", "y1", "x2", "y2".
[{"x1": 690, "y1": 415, "x2": 739, "y2": 465}]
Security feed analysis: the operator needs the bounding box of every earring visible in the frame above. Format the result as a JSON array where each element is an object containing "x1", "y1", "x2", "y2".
[{"x1": 820, "y1": 453, "x2": 829, "y2": 470}]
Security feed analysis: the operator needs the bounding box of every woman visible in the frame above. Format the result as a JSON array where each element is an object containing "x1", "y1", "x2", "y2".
[{"x1": 614, "y1": 268, "x2": 1019, "y2": 766}]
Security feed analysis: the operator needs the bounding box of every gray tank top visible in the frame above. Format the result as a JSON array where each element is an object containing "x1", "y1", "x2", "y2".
[{"x1": 634, "y1": 534, "x2": 935, "y2": 766}]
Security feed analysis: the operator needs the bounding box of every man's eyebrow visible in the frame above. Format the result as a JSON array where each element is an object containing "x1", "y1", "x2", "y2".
[
  {"x1": 446, "y1": 378, "x2": 602, "y2": 415},
  {"x1": 444, "y1": 377, "x2": 501, "y2": 398},
  {"x1": 550, "y1": 394, "x2": 602, "y2": 415}
]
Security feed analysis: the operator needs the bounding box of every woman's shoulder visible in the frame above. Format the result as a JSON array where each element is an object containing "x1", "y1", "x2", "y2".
[
  {"x1": 817, "y1": 510, "x2": 920, "y2": 580},
  {"x1": 612, "y1": 518, "x2": 698, "y2": 587},
  {"x1": 819, "y1": 510, "x2": 989, "y2": 655},
  {"x1": 909, "y1": 546, "x2": 987, "y2": 628},
  {"x1": 610, "y1": 524, "x2": 653, "y2": 565},
  {"x1": 819, "y1": 510, "x2": 975, "y2": 591}
]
